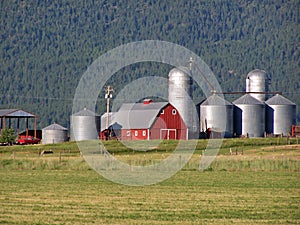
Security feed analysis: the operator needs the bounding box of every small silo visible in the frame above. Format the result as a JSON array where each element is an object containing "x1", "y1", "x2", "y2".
[
  {"x1": 233, "y1": 94, "x2": 265, "y2": 137},
  {"x1": 42, "y1": 123, "x2": 68, "y2": 144},
  {"x1": 246, "y1": 69, "x2": 267, "y2": 102},
  {"x1": 70, "y1": 108, "x2": 100, "y2": 141},
  {"x1": 168, "y1": 66, "x2": 197, "y2": 138},
  {"x1": 265, "y1": 94, "x2": 296, "y2": 136},
  {"x1": 200, "y1": 94, "x2": 233, "y2": 137}
]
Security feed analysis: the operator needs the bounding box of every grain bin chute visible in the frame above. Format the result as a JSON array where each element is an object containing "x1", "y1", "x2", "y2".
[
  {"x1": 70, "y1": 108, "x2": 100, "y2": 141},
  {"x1": 200, "y1": 94, "x2": 233, "y2": 138},
  {"x1": 246, "y1": 69, "x2": 268, "y2": 102},
  {"x1": 265, "y1": 94, "x2": 296, "y2": 136},
  {"x1": 168, "y1": 66, "x2": 198, "y2": 138},
  {"x1": 42, "y1": 123, "x2": 68, "y2": 144},
  {"x1": 233, "y1": 94, "x2": 265, "y2": 137}
]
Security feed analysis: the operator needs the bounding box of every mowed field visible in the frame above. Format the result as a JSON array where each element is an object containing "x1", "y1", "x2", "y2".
[{"x1": 0, "y1": 138, "x2": 299, "y2": 224}]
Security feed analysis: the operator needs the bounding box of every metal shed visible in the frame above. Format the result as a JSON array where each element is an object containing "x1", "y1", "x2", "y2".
[{"x1": 42, "y1": 123, "x2": 68, "y2": 144}]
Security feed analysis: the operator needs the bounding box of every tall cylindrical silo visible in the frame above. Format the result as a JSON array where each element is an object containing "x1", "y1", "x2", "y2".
[
  {"x1": 70, "y1": 108, "x2": 100, "y2": 141},
  {"x1": 168, "y1": 66, "x2": 198, "y2": 138},
  {"x1": 233, "y1": 94, "x2": 265, "y2": 137},
  {"x1": 246, "y1": 69, "x2": 267, "y2": 102},
  {"x1": 42, "y1": 123, "x2": 68, "y2": 144},
  {"x1": 200, "y1": 94, "x2": 233, "y2": 138},
  {"x1": 265, "y1": 94, "x2": 296, "y2": 136}
]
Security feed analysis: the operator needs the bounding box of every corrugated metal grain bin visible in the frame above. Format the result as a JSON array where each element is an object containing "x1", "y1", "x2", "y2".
[
  {"x1": 233, "y1": 94, "x2": 265, "y2": 137},
  {"x1": 246, "y1": 69, "x2": 267, "y2": 102},
  {"x1": 70, "y1": 108, "x2": 100, "y2": 141},
  {"x1": 42, "y1": 123, "x2": 68, "y2": 144},
  {"x1": 200, "y1": 94, "x2": 233, "y2": 138},
  {"x1": 265, "y1": 94, "x2": 296, "y2": 136}
]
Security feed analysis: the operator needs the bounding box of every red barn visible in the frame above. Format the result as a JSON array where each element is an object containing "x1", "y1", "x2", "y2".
[{"x1": 101, "y1": 100, "x2": 188, "y2": 140}]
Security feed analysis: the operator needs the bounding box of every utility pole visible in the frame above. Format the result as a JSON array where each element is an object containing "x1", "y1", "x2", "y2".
[{"x1": 105, "y1": 86, "x2": 113, "y2": 130}]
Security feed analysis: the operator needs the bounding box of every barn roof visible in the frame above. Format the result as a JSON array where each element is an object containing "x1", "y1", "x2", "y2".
[
  {"x1": 107, "y1": 102, "x2": 169, "y2": 129},
  {"x1": 0, "y1": 109, "x2": 36, "y2": 118}
]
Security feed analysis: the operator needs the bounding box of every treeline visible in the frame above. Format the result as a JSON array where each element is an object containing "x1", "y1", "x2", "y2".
[{"x1": 0, "y1": 0, "x2": 299, "y2": 129}]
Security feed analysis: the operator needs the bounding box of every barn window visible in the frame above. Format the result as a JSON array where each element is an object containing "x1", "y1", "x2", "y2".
[
  {"x1": 134, "y1": 130, "x2": 138, "y2": 136},
  {"x1": 172, "y1": 109, "x2": 177, "y2": 115},
  {"x1": 126, "y1": 131, "x2": 131, "y2": 136},
  {"x1": 160, "y1": 109, "x2": 164, "y2": 114},
  {"x1": 142, "y1": 130, "x2": 146, "y2": 136}
]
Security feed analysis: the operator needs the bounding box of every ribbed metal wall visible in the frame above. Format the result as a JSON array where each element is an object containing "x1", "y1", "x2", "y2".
[
  {"x1": 70, "y1": 108, "x2": 100, "y2": 141},
  {"x1": 42, "y1": 123, "x2": 68, "y2": 144},
  {"x1": 233, "y1": 94, "x2": 265, "y2": 137},
  {"x1": 200, "y1": 94, "x2": 233, "y2": 137},
  {"x1": 266, "y1": 94, "x2": 296, "y2": 136},
  {"x1": 246, "y1": 69, "x2": 267, "y2": 102},
  {"x1": 168, "y1": 66, "x2": 198, "y2": 138}
]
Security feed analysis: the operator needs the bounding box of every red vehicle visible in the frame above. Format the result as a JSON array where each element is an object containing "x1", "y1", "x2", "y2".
[{"x1": 16, "y1": 135, "x2": 40, "y2": 145}]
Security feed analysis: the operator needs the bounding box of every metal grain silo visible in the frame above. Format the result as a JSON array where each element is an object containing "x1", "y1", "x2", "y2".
[
  {"x1": 233, "y1": 94, "x2": 265, "y2": 137},
  {"x1": 246, "y1": 69, "x2": 267, "y2": 102},
  {"x1": 42, "y1": 123, "x2": 68, "y2": 144},
  {"x1": 265, "y1": 94, "x2": 296, "y2": 136},
  {"x1": 70, "y1": 108, "x2": 100, "y2": 141},
  {"x1": 168, "y1": 66, "x2": 198, "y2": 138},
  {"x1": 200, "y1": 94, "x2": 233, "y2": 137}
]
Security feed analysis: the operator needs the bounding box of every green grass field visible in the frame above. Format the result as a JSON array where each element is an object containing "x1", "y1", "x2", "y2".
[{"x1": 0, "y1": 138, "x2": 299, "y2": 224}]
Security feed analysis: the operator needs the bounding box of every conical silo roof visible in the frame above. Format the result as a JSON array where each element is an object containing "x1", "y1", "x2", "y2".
[
  {"x1": 72, "y1": 108, "x2": 100, "y2": 116},
  {"x1": 43, "y1": 123, "x2": 68, "y2": 131},
  {"x1": 233, "y1": 94, "x2": 264, "y2": 105},
  {"x1": 201, "y1": 94, "x2": 232, "y2": 106},
  {"x1": 265, "y1": 94, "x2": 296, "y2": 105}
]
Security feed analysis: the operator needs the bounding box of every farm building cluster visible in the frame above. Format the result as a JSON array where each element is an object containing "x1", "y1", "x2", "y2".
[{"x1": 0, "y1": 66, "x2": 298, "y2": 144}]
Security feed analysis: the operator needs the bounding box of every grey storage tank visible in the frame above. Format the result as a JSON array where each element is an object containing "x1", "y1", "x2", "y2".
[
  {"x1": 70, "y1": 108, "x2": 100, "y2": 141},
  {"x1": 265, "y1": 94, "x2": 296, "y2": 136},
  {"x1": 200, "y1": 94, "x2": 233, "y2": 137},
  {"x1": 246, "y1": 69, "x2": 267, "y2": 102},
  {"x1": 42, "y1": 123, "x2": 68, "y2": 144},
  {"x1": 233, "y1": 94, "x2": 265, "y2": 137},
  {"x1": 168, "y1": 66, "x2": 198, "y2": 138}
]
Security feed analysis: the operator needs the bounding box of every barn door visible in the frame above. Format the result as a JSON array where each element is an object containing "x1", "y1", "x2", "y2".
[
  {"x1": 160, "y1": 129, "x2": 177, "y2": 140},
  {"x1": 168, "y1": 130, "x2": 176, "y2": 139},
  {"x1": 161, "y1": 130, "x2": 168, "y2": 139}
]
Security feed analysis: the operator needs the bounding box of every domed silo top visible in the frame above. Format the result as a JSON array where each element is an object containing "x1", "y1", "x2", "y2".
[
  {"x1": 201, "y1": 94, "x2": 232, "y2": 106},
  {"x1": 233, "y1": 94, "x2": 265, "y2": 105},
  {"x1": 265, "y1": 94, "x2": 296, "y2": 106},
  {"x1": 72, "y1": 108, "x2": 100, "y2": 117},
  {"x1": 246, "y1": 69, "x2": 267, "y2": 79},
  {"x1": 43, "y1": 123, "x2": 68, "y2": 131},
  {"x1": 168, "y1": 66, "x2": 191, "y2": 78}
]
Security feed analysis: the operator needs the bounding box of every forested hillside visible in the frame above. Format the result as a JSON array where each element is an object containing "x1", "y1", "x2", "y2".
[{"x1": 0, "y1": 0, "x2": 299, "y2": 129}]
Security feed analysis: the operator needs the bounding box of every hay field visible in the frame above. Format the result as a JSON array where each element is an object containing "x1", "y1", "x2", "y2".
[{"x1": 0, "y1": 138, "x2": 299, "y2": 224}]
